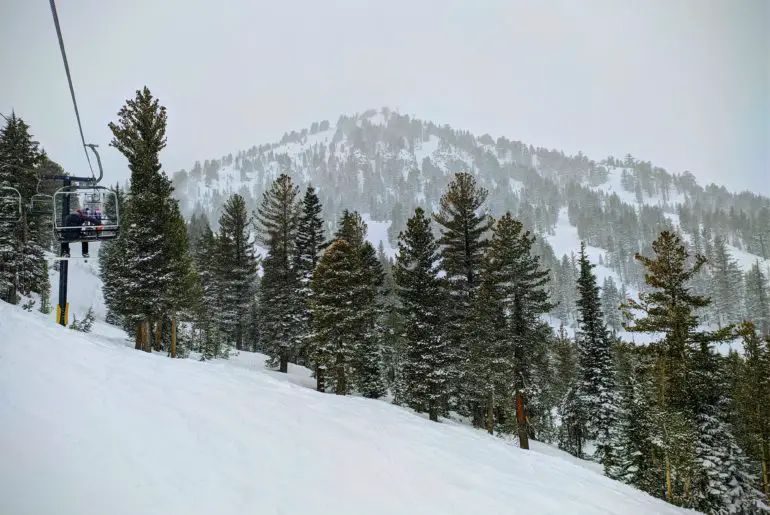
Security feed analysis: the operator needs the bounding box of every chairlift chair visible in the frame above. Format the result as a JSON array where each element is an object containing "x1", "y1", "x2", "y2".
[
  {"x1": 53, "y1": 184, "x2": 120, "y2": 243},
  {"x1": 29, "y1": 193, "x2": 54, "y2": 217},
  {"x1": 0, "y1": 186, "x2": 22, "y2": 222}
]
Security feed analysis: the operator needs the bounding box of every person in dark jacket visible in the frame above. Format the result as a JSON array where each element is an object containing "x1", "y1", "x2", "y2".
[{"x1": 61, "y1": 208, "x2": 102, "y2": 258}]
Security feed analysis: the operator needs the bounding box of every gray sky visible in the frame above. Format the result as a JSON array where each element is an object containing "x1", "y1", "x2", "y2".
[{"x1": 2, "y1": 0, "x2": 768, "y2": 194}]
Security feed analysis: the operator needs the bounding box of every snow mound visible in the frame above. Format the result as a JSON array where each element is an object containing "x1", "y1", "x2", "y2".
[{"x1": 0, "y1": 302, "x2": 693, "y2": 515}]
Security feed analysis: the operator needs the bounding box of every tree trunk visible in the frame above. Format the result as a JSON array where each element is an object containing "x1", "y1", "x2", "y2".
[
  {"x1": 335, "y1": 356, "x2": 346, "y2": 395},
  {"x1": 135, "y1": 321, "x2": 142, "y2": 350},
  {"x1": 142, "y1": 320, "x2": 151, "y2": 353},
  {"x1": 279, "y1": 352, "x2": 288, "y2": 373},
  {"x1": 515, "y1": 390, "x2": 529, "y2": 449},
  {"x1": 486, "y1": 392, "x2": 495, "y2": 434},
  {"x1": 316, "y1": 365, "x2": 325, "y2": 393},
  {"x1": 665, "y1": 454, "x2": 673, "y2": 501},
  {"x1": 154, "y1": 319, "x2": 162, "y2": 351},
  {"x1": 170, "y1": 313, "x2": 177, "y2": 358},
  {"x1": 236, "y1": 323, "x2": 242, "y2": 351},
  {"x1": 761, "y1": 436, "x2": 769, "y2": 501}
]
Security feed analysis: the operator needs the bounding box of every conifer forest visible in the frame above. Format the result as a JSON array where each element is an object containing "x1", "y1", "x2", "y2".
[{"x1": 2, "y1": 93, "x2": 769, "y2": 514}]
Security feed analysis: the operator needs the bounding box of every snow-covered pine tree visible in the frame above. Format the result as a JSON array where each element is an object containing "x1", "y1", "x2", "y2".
[
  {"x1": 709, "y1": 236, "x2": 744, "y2": 327},
  {"x1": 552, "y1": 323, "x2": 578, "y2": 407},
  {"x1": 601, "y1": 275, "x2": 623, "y2": 334},
  {"x1": 0, "y1": 113, "x2": 47, "y2": 304},
  {"x1": 432, "y1": 172, "x2": 492, "y2": 418},
  {"x1": 393, "y1": 207, "x2": 450, "y2": 421},
  {"x1": 622, "y1": 230, "x2": 736, "y2": 504},
  {"x1": 689, "y1": 336, "x2": 756, "y2": 513},
  {"x1": 607, "y1": 349, "x2": 663, "y2": 495},
  {"x1": 108, "y1": 86, "x2": 194, "y2": 352},
  {"x1": 334, "y1": 209, "x2": 366, "y2": 247},
  {"x1": 192, "y1": 219, "x2": 226, "y2": 360},
  {"x1": 254, "y1": 174, "x2": 302, "y2": 371},
  {"x1": 309, "y1": 239, "x2": 361, "y2": 394},
  {"x1": 735, "y1": 322, "x2": 770, "y2": 503},
  {"x1": 217, "y1": 193, "x2": 258, "y2": 351},
  {"x1": 294, "y1": 184, "x2": 327, "y2": 366},
  {"x1": 482, "y1": 213, "x2": 554, "y2": 445},
  {"x1": 744, "y1": 261, "x2": 770, "y2": 336},
  {"x1": 573, "y1": 241, "x2": 618, "y2": 469},
  {"x1": 353, "y1": 240, "x2": 386, "y2": 399},
  {"x1": 99, "y1": 184, "x2": 127, "y2": 326}
]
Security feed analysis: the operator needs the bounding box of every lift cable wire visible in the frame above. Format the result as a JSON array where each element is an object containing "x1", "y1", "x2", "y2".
[{"x1": 48, "y1": 0, "x2": 95, "y2": 181}]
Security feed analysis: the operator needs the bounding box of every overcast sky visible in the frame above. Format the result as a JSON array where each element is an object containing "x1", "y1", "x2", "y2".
[{"x1": 1, "y1": 0, "x2": 768, "y2": 194}]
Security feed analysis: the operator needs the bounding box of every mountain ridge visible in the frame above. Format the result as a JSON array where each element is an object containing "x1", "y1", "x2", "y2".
[{"x1": 168, "y1": 107, "x2": 770, "y2": 341}]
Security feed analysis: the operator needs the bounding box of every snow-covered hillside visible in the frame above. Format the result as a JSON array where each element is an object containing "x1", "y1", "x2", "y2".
[{"x1": 0, "y1": 301, "x2": 693, "y2": 515}]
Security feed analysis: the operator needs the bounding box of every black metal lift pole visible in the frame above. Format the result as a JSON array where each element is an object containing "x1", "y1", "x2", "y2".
[
  {"x1": 51, "y1": 173, "x2": 93, "y2": 327},
  {"x1": 57, "y1": 176, "x2": 71, "y2": 326}
]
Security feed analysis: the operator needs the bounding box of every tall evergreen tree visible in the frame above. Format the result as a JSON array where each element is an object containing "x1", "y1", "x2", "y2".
[
  {"x1": 622, "y1": 231, "x2": 740, "y2": 506},
  {"x1": 432, "y1": 172, "x2": 492, "y2": 415},
  {"x1": 600, "y1": 276, "x2": 623, "y2": 334},
  {"x1": 99, "y1": 184, "x2": 128, "y2": 326},
  {"x1": 709, "y1": 236, "x2": 744, "y2": 327},
  {"x1": 573, "y1": 242, "x2": 618, "y2": 468},
  {"x1": 689, "y1": 336, "x2": 756, "y2": 514},
  {"x1": 217, "y1": 193, "x2": 258, "y2": 351},
  {"x1": 294, "y1": 184, "x2": 326, "y2": 366},
  {"x1": 735, "y1": 322, "x2": 770, "y2": 503},
  {"x1": 745, "y1": 261, "x2": 770, "y2": 336},
  {"x1": 107, "y1": 86, "x2": 194, "y2": 352},
  {"x1": 482, "y1": 213, "x2": 553, "y2": 445},
  {"x1": 0, "y1": 113, "x2": 47, "y2": 305},
  {"x1": 393, "y1": 207, "x2": 450, "y2": 421},
  {"x1": 353, "y1": 240, "x2": 386, "y2": 399},
  {"x1": 254, "y1": 174, "x2": 301, "y2": 371},
  {"x1": 607, "y1": 350, "x2": 663, "y2": 495},
  {"x1": 309, "y1": 239, "x2": 361, "y2": 394},
  {"x1": 192, "y1": 218, "x2": 226, "y2": 360}
]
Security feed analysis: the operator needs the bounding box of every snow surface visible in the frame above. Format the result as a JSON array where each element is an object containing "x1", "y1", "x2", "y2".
[{"x1": 0, "y1": 301, "x2": 694, "y2": 515}]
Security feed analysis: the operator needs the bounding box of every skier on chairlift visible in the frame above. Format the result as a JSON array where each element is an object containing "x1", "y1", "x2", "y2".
[{"x1": 61, "y1": 208, "x2": 102, "y2": 258}]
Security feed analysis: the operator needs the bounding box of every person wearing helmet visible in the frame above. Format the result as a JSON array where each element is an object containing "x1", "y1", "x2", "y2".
[{"x1": 61, "y1": 208, "x2": 102, "y2": 258}]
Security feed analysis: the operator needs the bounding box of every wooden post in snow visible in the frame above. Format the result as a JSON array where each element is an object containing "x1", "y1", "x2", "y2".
[{"x1": 516, "y1": 391, "x2": 529, "y2": 449}]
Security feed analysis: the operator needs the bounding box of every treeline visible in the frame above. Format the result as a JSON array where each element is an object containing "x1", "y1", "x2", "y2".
[{"x1": 0, "y1": 113, "x2": 61, "y2": 311}]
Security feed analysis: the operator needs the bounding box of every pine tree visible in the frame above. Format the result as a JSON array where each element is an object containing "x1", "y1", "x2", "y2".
[
  {"x1": 607, "y1": 350, "x2": 663, "y2": 495},
  {"x1": 745, "y1": 261, "x2": 770, "y2": 336},
  {"x1": 622, "y1": 230, "x2": 737, "y2": 504},
  {"x1": 354, "y1": 241, "x2": 386, "y2": 399},
  {"x1": 601, "y1": 276, "x2": 623, "y2": 333},
  {"x1": 689, "y1": 339, "x2": 756, "y2": 514},
  {"x1": 192, "y1": 219, "x2": 226, "y2": 360},
  {"x1": 481, "y1": 213, "x2": 553, "y2": 445},
  {"x1": 334, "y1": 209, "x2": 366, "y2": 247},
  {"x1": 709, "y1": 236, "x2": 744, "y2": 327},
  {"x1": 0, "y1": 113, "x2": 47, "y2": 305},
  {"x1": 309, "y1": 239, "x2": 360, "y2": 394},
  {"x1": 735, "y1": 322, "x2": 770, "y2": 503},
  {"x1": 294, "y1": 184, "x2": 327, "y2": 366},
  {"x1": 574, "y1": 241, "x2": 618, "y2": 468},
  {"x1": 393, "y1": 207, "x2": 450, "y2": 421},
  {"x1": 217, "y1": 193, "x2": 258, "y2": 351},
  {"x1": 432, "y1": 172, "x2": 492, "y2": 416},
  {"x1": 99, "y1": 184, "x2": 128, "y2": 327},
  {"x1": 255, "y1": 174, "x2": 302, "y2": 371},
  {"x1": 552, "y1": 324, "x2": 578, "y2": 405},
  {"x1": 107, "y1": 86, "x2": 194, "y2": 352}
]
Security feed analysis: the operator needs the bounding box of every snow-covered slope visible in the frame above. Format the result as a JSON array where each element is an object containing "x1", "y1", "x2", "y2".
[{"x1": 0, "y1": 302, "x2": 693, "y2": 515}]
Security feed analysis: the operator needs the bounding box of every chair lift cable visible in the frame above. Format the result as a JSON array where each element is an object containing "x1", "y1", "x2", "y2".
[{"x1": 48, "y1": 0, "x2": 95, "y2": 181}]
